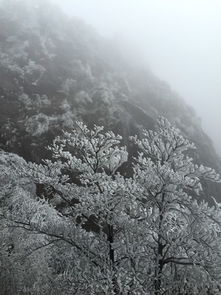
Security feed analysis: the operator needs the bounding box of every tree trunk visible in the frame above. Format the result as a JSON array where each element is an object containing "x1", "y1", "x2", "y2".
[
  {"x1": 107, "y1": 224, "x2": 119, "y2": 294},
  {"x1": 154, "y1": 199, "x2": 165, "y2": 295},
  {"x1": 154, "y1": 241, "x2": 164, "y2": 295}
]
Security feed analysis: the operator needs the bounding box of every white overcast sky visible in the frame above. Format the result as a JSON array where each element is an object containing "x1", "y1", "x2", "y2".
[{"x1": 51, "y1": 0, "x2": 221, "y2": 153}]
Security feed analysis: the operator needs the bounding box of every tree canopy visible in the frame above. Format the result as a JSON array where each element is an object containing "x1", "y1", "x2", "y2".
[{"x1": 1, "y1": 118, "x2": 221, "y2": 294}]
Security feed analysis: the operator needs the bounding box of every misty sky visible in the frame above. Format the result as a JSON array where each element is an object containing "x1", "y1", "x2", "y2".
[{"x1": 51, "y1": 0, "x2": 221, "y2": 154}]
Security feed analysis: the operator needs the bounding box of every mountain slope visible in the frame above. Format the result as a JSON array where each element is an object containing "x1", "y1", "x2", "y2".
[{"x1": 0, "y1": 0, "x2": 220, "y2": 199}]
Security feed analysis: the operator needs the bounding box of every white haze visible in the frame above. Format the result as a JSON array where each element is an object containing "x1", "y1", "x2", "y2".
[{"x1": 51, "y1": 0, "x2": 221, "y2": 154}]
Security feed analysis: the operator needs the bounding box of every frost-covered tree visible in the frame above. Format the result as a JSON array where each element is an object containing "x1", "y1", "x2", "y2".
[
  {"x1": 0, "y1": 152, "x2": 53, "y2": 294},
  {"x1": 1, "y1": 118, "x2": 221, "y2": 294},
  {"x1": 131, "y1": 117, "x2": 221, "y2": 294},
  {"x1": 2, "y1": 122, "x2": 136, "y2": 294}
]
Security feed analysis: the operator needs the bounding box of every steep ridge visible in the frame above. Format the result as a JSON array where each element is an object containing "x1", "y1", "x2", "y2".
[{"x1": 0, "y1": 0, "x2": 220, "y2": 199}]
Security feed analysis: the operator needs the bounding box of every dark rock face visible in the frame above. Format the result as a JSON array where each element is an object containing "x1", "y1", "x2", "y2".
[{"x1": 0, "y1": 0, "x2": 220, "y2": 199}]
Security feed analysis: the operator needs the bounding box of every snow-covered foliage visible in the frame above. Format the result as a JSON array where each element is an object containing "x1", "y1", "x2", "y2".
[
  {"x1": 131, "y1": 117, "x2": 221, "y2": 294},
  {"x1": 1, "y1": 118, "x2": 221, "y2": 294}
]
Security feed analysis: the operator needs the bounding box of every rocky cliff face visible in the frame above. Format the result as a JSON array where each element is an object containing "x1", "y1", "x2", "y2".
[{"x1": 0, "y1": 0, "x2": 220, "y2": 199}]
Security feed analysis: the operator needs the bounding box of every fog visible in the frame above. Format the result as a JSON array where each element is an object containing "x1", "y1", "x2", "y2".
[{"x1": 51, "y1": 0, "x2": 221, "y2": 154}]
